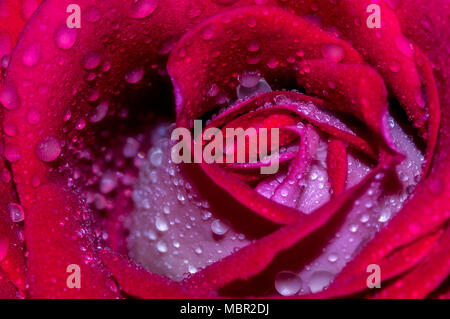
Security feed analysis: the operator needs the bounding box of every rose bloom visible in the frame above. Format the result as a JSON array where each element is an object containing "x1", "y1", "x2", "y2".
[{"x1": 0, "y1": 0, "x2": 448, "y2": 299}]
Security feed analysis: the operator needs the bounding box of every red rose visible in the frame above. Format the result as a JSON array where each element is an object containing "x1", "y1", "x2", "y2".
[{"x1": 0, "y1": 0, "x2": 448, "y2": 299}]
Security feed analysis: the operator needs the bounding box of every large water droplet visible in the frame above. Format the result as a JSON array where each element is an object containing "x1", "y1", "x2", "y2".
[
  {"x1": 27, "y1": 108, "x2": 41, "y2": 124},
  {"x1": 82, "y1": 51, "x2": 101, "y2": 70},
  {"x1": 395, "y1": 35, "x2": 414, "y2": 58},
  {"x1": 211, "y1": 219, "x2": 230, "y2": 236},
  {"x1": 321, "y1": 43, "x2": 345, "y2": 62},
  {"x1": 149, "y1": 148, "x2": 163, "y2": 167},
  {"x1": 247, "y1": 40, "x2": 261, "y2": 52},
  {"x1": 4, "y1": 144, "x2": 21, "y2": 162},
  {"x1": 54, "y1": 25, "x2": 77, "y2": 50},
  {"x1": 275, "y1": 271, "x2": 302, "y2": 296},
  {"x1": 0, "y1": 84, "x2": 21, "y2": 110},
  {"x1": 35, "y1": 136, "x2": 61, "y2": 162},
  {"x1": 130, "y1": 0, "x2": 158, "y2": 19},
  {"x1": 125, "y1": 67, "x2": 144, "y2": 84},
  {"x1": 100, "y1": 172, "x2": 118, "y2": 194},
  {"x1": 155, "y1": 216, "x2": 169, "y2": 232},
  {"x1": 201, "y1": 25, "x2": 215, "y2": 40},
  {"x1": 22, "y1": 42, "x2": 41, "y2": 67},
  {"x1": 238, "y1": 71, "x2": 260, "y2": 88},
  {"x1": 89, "y1": 101, "x2": 109, "y2": 123},
  {"x1": 156, "y1": 240, "x2": 168, "y2": 253}
]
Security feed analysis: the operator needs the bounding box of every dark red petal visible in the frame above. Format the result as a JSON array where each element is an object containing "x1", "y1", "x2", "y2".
[
  {"x1": 0, "y1": 0, "x2": 43, "y2": 59},
  {"x1": 374, "y1": 226, "x2": 450, "y2": 299},
  {"x1": 100, "y1": 250, "x2": 198, "y2": 299},
  {"x1": 0, "y1": 158, "x2": 25, "y2": 293},
  {"x1": 168, "y1": 6, "x2": 363, "y2": 126},
  {"x1": 25, "y1": 184, "x2": 119, "y2": 298},
  {"x1": 0, "y1": 268, "x2": 18, "y2": 299}
]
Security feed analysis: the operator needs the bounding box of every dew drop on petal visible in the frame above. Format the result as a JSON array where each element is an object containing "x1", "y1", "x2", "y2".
[
  {"x1": 211, "y1": 219, "x2": 230, "y2": 236},
  {"x1": 0, "y1": 84, "x2": 21, "y2": 110},
  {"x1": 155, "y1": 216, "x2": 169, "y2": 232},
  {"x1": 22, "y1": 42, "x2": 41, "y2": 67},
  {"x1": 27, "y1": 108, "x2": 41, "y2": 124},
  {"x1": 238, "y1": 71, "x2": 260, "y2": 88},
  {"x1": 54, "y1": 25, "x2": 77, "y2": 50},
  {"x1": 327, "y1": 253, "x2": 338, "y2": 263},
  {"x1": 89, "y1": 101, "x2": 109, "y2": 123},
  {"x1": 35, "y1": 136, "x2": 61, "y2": 162},
  {"x1": 156, "y1": 240, "x2": 168, "y2": 253},
  {"x1": 130, "y1": 0, "x2": 158, "y2": 19},
  {"x1": 82, "y1": 51, "x2": 102, "y2": 70},
  {"x1": 395, "y1": 35, "x2": 414, "y2": 58},
  {"x1": 7, "y1": 203, "x2": 25, "y2": 223},
  {"x1": 125, "y1": 67, "x2": 144, "y2": 84},
  {"x1": 275, "y1": 271, "x2": 302, "y2": 296},
  {"x1": 321, "y1": 43, "x2": 345, "y2": 62},
  {"x1": 247, "y1": 40, "x2": 261, "y2": 52},
  {"x1": 100, "y1": 172, "x2": 118, "y2": 194},
  {"x1": 149, "y1": 148, "x2": 163, "y2": 167},
  {"x1": 4, "y1": 144, "x2": 21, "y2": 162}
]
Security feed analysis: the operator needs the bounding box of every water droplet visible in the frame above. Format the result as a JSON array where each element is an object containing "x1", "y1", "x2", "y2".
[
  {"x1": 188, "y1": 265, "x2": 197, "y2": 274},
  {"x1": 163, "y1": 206, "x2": 171, "y2": 215},
  {"x1": 201, "y1": 25, "x2": 215, "y2": 40},
  {"x1": 360, "y1": 214, "x2": 370, "y2": 223},
  {"x1": 275, "y1": 271, "x2": 302, "y2": 296},
  {"x1": 266, "y1": 58, "x2": 279, "y2": 69},
  {"x1": 22, "y1": 42, "x2": 41, "y2": 67},
  {"x1": 308, "y1": 271, "x2": 334, "y2": 293},
  {"x1": 27, "y1": 108, "x2": 41, "y2": 124},
  {"x1": 156, "y1": 240, "x2": 168, "y2": 253},
  {"x1": 82, "y1": 51, "x2": 101, "y2": 70},
  {"x1": 378, "y1": 209, "x2": 391, "y2": 223},
  {"x1": 211, "y1": 219, "x2": 230, "y2": 236},
  {"x1": 247, "y1": 40, "x2": 261, "y2": 52},
  {"x1": 100, "y1": 172, "x2": 118, "y2": 194},
  {"x1": 125, "y1": 67, "x2": 144, "y2": 84},
  {"x1": 86, "y1": 6, "x2": 101, "y2": 23},
  {"x1": 414, "y1": 88, "x2": 425, "y2": 109},
  {"x1": 149, "y1": 148, "x2": 163, "y2": 167},
  {"x1": 35, "y1": 136, "x2": 61, "y2": 162},
  {"x1": 130, "y1": 0, "x2": 158, "y2": 19},
  {"x1": 89, "y1": 101, "x2": 109, "y2": 123},
  {"x1": 4, "y1": 144, "x2": 21, "y2": 162},
  {"x1": 0, "y1": 84, "x2": 21, "y2": 110},
  {"x1": 7, "y1": 203, "x2": 24, "y2": 222},
  {"x1": 327, "y1": 253, "x2": 338, "y2": 263},
  {"x1": 321, "y1": 43, "x2": 345, "y2": 62},
  {"x1": 54, "y1": 25, "x2": 77, "y2": 50},
  {"x1": 238, "y1": 71, "x2": 260, "y2": 88},
  {"x1": 3, "y1": 122, "x2": 17, "y2": 137},
  {"x1": 395, "y1": 35, "x2": 414, "y2": 58},
  {"x1": 155, "y1": 216, "x2": 169, "y2": 232},
  {"x1": 349, "y1": 224, "x2": 359, "y2": 232}
]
